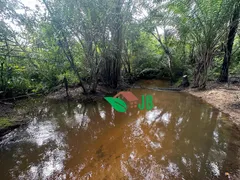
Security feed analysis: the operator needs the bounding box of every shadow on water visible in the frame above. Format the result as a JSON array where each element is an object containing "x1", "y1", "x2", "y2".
[{"x1": 0, "y1": 80, "x2": 239, "y2": 179}]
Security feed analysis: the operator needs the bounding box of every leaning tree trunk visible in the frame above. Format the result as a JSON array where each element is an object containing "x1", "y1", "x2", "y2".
[
  {"x1": 43, "y1": 0, "x2": 87, "y2": 93},
  {"x1": 219, "y1": 4, "x2": 239, "y2": 82},
  {"x1": 152, "y1": 29, "x2": 174, "y2": 82}
]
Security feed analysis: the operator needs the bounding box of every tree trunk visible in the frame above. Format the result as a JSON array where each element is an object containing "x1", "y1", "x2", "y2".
[
  {"x1": 0, "y1": 62, "x2": 4, "y2": 91},
  {"x1": 219, "y1": 4, "x2": 239, "y2": 82},
  {"x1": 151, "y1": 29, "x2": 174, "y2": 82},
  {"x1": 101, "y1": 0, "x2": 123, "y2": 88},
  {"x1": 112, "y1": 0, "x2": 123, "y2": 88},
  {"x1": 42, "y1": 0, "x2": 87, "y2": 93},
  {"x1": 193, "y1": 50, "x2": 212, "y2": 89}
]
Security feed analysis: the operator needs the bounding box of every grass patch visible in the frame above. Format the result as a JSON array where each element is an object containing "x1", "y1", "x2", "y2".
[{"x1": 0, "y1": 117, "x2": 13, "y2": 128}]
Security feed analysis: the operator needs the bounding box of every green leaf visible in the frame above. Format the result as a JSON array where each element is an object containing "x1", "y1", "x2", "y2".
[{"x1": 104, "y1": 97, "x2": 127, "y2": 113}]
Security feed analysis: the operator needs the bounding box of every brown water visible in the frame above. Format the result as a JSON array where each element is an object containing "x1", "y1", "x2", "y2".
[{"x1": 0, "y1": 80, "x2": 240, "y2": 180}]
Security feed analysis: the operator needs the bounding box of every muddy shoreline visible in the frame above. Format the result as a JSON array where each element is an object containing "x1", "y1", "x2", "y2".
[
  {"x1": 0, "y1": 84, "x2": 127, "y2": 137},
  {"x1": 0, "y1": 103, "x2": 30, "y2": 138},
  {"x1": 186, "y1": 82, "x2": 240, "y2": 125}
]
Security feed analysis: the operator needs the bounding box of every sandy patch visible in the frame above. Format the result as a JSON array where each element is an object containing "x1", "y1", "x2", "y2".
[{"x1": 186, "y1": 82, "x2": 240, "y2": 124}]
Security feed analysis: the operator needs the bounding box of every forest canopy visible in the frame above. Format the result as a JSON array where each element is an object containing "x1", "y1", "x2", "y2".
[{"x1": 0, "y1": 0, "x2": 239, "y2": 97}]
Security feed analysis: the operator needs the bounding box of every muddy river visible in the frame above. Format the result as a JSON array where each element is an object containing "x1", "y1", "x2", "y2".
[{"x1": 0, "y1": 80, "x2": 239, "y2": 179}]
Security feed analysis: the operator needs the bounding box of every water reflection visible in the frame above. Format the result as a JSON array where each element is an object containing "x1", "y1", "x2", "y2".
[
  {"x1": 0, "y1": 115, "x2": 67, "y2": 179},
  {"x1": 0, "y1": 82, "x2": 240, "y2": 179}
]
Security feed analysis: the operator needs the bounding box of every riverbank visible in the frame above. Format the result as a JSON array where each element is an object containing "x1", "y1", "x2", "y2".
[
  {"x1": 186, "y1": 82, "x2": 240, "y2": 124},
  {"x1": 0, "y1": 84, "x2": 129, "y2": 137},
  {"x1": 46, "y1": 83, "x2": 129, "y2": 102},
  {"x1": 0, "y1": 103, "x2": 30, "y2": 138},
  {"x1": 1, "y1": 80, "x2": 239, "y2": 138}
]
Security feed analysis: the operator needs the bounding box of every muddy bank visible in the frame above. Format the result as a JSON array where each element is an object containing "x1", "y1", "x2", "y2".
[
  {"x1": 0, "y1": 103, "x2": 14, "y2": 117},
  {"x1": 0, "y1": 103, "x2": 30, "y2": 138},
  {"x1": 0, "y1": 84, "x2": 130, "y2": 138},
  {"x1": 0, "y1": 118, "x2": 27, "y2": 138},
  {"x1": 46, "y1": 84, "x2": 130, "y2": 102},
  {"x1": 186, "y1": 82, "x2": 240, "y2": 124}
]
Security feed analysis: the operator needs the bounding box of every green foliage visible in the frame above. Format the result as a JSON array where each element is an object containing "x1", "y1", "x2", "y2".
[
  {"x1": 230, "y1": 35, "x2": 240, "y2": 74},
  {"x1": 57, "y1": 71, "x2": 79, "y2": 85},
  {"x1": 131, "y1": 32, "x2": 165, "y2": 74},
  {"x1": 0, "y1": 0, "x2": 239, "y2": 96},
  {"x1": 0, "y1": 117, "x2": 12, "y2": 128}
]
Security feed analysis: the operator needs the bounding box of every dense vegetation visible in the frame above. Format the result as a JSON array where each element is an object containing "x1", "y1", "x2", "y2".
[{"x1": 0, "y1": 0, "x2": 239, "y2": 98}]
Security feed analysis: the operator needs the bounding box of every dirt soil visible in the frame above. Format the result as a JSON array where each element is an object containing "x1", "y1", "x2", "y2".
[
  {"x1": 0, "y1": 103, "x2": 14, "y2": 117},
  {"x1": 186, "y1": 81, "x2": 240, "y2": 124},
  {"x1": 46, "y1": 84, "x2": 128, "y2": 102}
]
